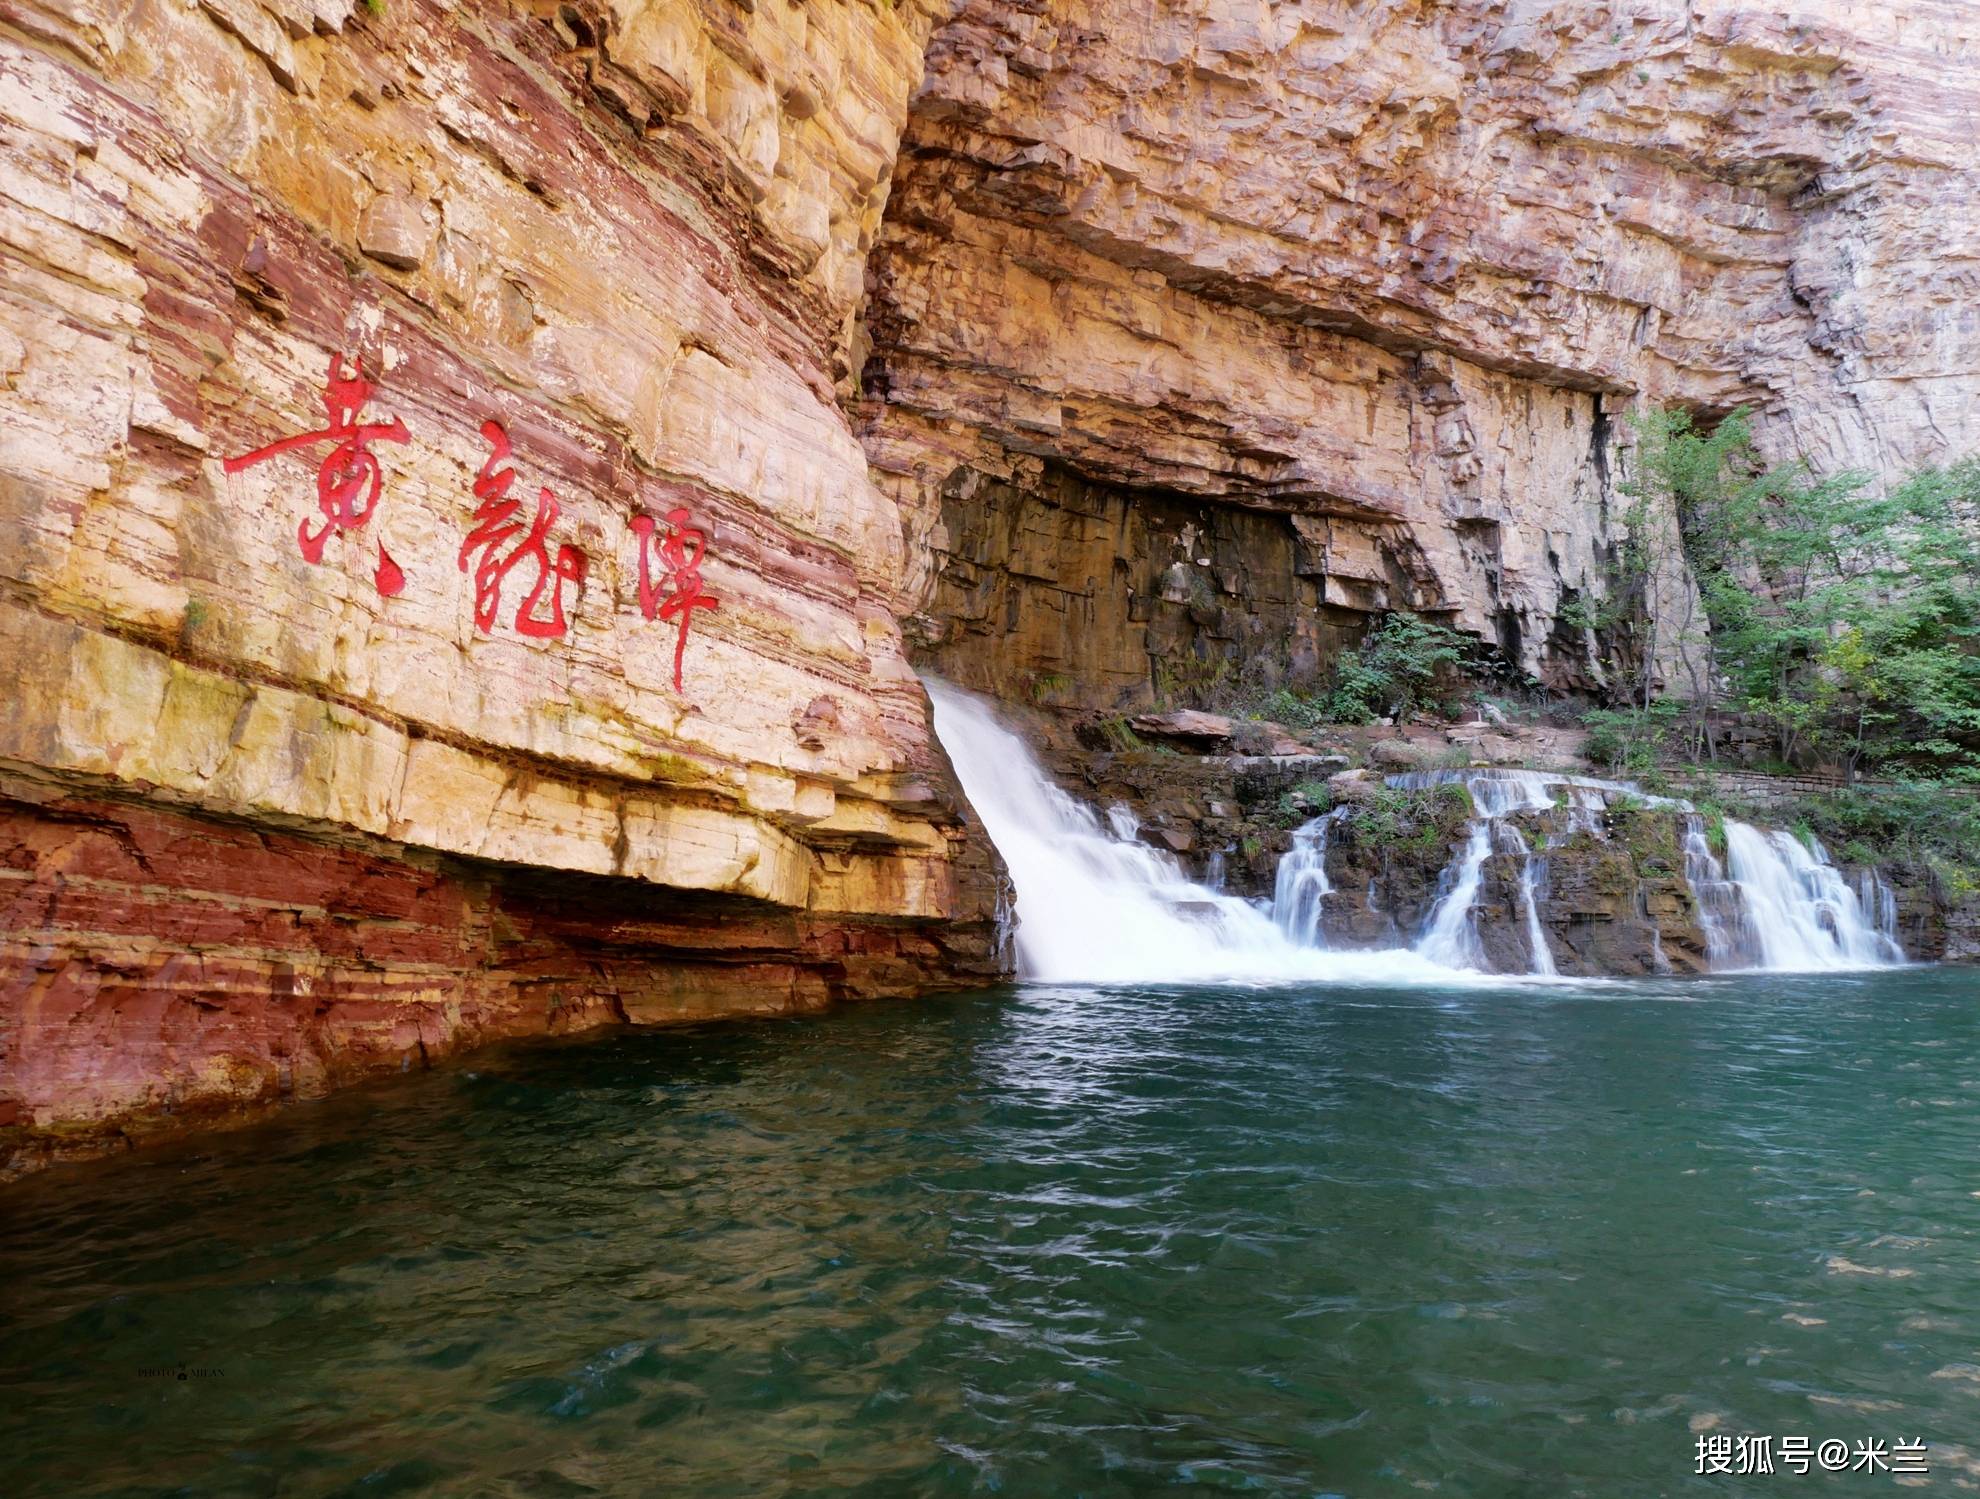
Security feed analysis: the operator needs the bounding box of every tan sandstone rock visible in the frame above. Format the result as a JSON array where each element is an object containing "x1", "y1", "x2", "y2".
[
  {"x1": 865, "y1": 0, "x2": 1980, "y2": 706},
  {"x1": 0, "y1": 0, "x2": 1007, "y2": 1173}
]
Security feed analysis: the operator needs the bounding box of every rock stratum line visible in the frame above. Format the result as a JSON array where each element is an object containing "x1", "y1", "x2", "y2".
[{"x1": 2, "y1": 0, "x2": 1976, "y2": 1173}]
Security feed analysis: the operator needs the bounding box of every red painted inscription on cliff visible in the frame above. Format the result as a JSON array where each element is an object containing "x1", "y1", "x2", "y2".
[
  {"x1": 632, "y1": 508, "x2": 720, "y2": 692},
  {"x1": 459, "y1": 421, "x2": 589, "y2": 639},
  {"x1": 224, "y1": 353, "x2": 411, "y2": 597}
]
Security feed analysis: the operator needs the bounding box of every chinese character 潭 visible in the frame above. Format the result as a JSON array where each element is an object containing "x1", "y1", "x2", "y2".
[
  {"x1": 459, "y1": 420, "x2": 588, "y2": 638},
  {"x1": 224, "y1": 352, "x2": 410, "y2": 596},
  {"x1": 632, "y1": 505, "x2": 719, "y2": 692}
]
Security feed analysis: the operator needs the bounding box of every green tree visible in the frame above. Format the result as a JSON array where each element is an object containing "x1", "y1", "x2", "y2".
[
  {"x1": 1629, "y1": 404, "x2": 1980, "y2": 783},
  {"x1": 1325, "y1": 612, "x2": 1468, "y2": 722}
]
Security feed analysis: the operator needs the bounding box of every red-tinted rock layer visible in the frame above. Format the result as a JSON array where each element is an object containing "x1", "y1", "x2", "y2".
[{"x1": 0, "y1": 768, "x2": 1004, "y2": 1175}]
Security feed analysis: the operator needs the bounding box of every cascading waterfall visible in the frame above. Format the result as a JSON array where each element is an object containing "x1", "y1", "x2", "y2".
[
  {"x1": 1272, "y1": 808, "x2": 1343, "y2": 947},
  {"x1": 1680, "y1": 815, "x2": 1749, "y2": 967},
  {"x1": 1393, "y1": 770, "x2": 1577, "y2": 974},
  {"x1": 1382, "y1": 768, "x2": 1904, "y2": 975},
  {"x1": 925, "y1": 681, "x2": 1460, "y2": 985},
  {"x1": 927, "y1": 680, "x2": 1906, "y2": 982},
  {"x1": 1722, "y1": 823, "x2": 1905, "y2": 970}
]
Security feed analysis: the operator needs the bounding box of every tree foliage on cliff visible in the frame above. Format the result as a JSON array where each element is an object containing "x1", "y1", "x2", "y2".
[
  {"x1": 1321, "y1": 612, "x2": 1469, "y2": 724},
  {"x1": 1617, "y1": 407, "x2": 1980, "y2": 784},
  {"x1": 1195, "y1": 610, "x2": 1472, "y2": 729}
]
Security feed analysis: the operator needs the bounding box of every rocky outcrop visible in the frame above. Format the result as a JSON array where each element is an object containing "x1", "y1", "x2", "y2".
[
  {"x1": 4, "y1": 0, "x2": 1978, "y2": 1169},
  {"x1": 863, "y1": 0, "x2": 1980, "y2": 706},
  {"x1": 0, "y1": 0, "x2": 1010, "y2": 1173}
]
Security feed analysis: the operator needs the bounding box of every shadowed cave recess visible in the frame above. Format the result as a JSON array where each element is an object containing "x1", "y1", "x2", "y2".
[{"x1": 1, "y1": 0, "x2": 1977, "y2": 1172}]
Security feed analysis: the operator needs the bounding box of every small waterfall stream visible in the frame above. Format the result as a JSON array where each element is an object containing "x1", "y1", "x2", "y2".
[
  {"x1": 928, "y1": 683, "x2": 1906, "y2": 982},
  {"x1": 1380, "y1": 769, "x2": 1904, "y2": 975},
  {"x1": 1272, "y1": 808, "x2": 1342, "y2": 948},
  {"x1": 1414, "y1": 822, "x2": 1490, "y2": 969},
  {"x1": 1495, "y1": 821, "x2": 1558, "y2": 978}
]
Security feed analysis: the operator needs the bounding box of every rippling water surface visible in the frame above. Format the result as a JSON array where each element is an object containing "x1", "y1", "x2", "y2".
[{"x1": 7, "y1": 969, "x2": 1980, "y2": 1497}]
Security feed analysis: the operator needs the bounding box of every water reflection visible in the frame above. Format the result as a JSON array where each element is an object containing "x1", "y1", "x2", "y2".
[{"x1": 3, "y1": 971, "x2": 1978, "y2": 1497}]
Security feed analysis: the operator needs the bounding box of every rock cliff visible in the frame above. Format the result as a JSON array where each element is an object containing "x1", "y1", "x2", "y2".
[
  {"x1": 0, "y1": 0, "x2": 1006, "y2": 1173},
  {"x1": 3, "y1": 0, "x2": 1977, "y2": 1170},
  {"x1": 864, "y1": 0, "x2": 1980, "y2": 705}
]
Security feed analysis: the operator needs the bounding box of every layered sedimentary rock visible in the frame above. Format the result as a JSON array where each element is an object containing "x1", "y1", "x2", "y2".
[
  {"x1": 0, "y1": 0, "x2": 1008, "y2": 1173},
  {"x1": 863, "y1": 0, "x2": 1980, "y2": 706},
  {"x1": 6, "y1": 0, "x2": 1979, "y2": 1169}
]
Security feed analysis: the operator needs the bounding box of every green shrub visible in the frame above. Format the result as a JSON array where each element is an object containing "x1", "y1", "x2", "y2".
[
  {"x1": 1348, "y1": 783, "x2": 1473, "y2": 851},
  {"x1": 1271, "y1": 780, "x2": 1335, "y2": 828},
  {"x1": 1325, "y1": 612, "x2": 1471, "y2": 723},
  {"x1": 1258, "y1": 688, "x2": 1329, "y2": 732},
  {"x1": 1583, "y1": 701, "x2": 1680, "y2": 773},
  {"x1": 1794, "y1": 782, "x2": 1980, "y2": 890}
]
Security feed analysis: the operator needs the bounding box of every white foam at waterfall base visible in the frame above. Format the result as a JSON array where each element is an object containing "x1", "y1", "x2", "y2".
[{"x1": 926, "y1": 681, "x2": 1467, "y2": 986}]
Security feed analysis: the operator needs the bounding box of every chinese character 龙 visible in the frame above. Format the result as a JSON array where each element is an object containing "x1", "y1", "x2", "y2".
[{"x1": 459, "y1": 420, "x2": 588, "y2": 639}]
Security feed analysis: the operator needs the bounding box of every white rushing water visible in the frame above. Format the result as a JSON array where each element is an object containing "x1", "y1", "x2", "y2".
[
  {"x1": 927, "y1": 686, "x2": 1904, "y2": 981},
  {"x1": 1271, "y1": 808, "x2": 1341, "y2": 948},
  {"x1": 1681, "y1": 815, "x2": 1748, "y2": 967},
  {"x1": 926, "y1": 681, "x2": 1462, "y2": 985},
  {"x1": 1382, "y1": 768, "x2": 1903, "y2": 975},
  {"x1": 1415, "y1": 822, "x2": 1490, "y2": 970},
  {"x1": 1494, "y1": 820, "x2": 1559, "y2": 978},
  {"x1": 1722, "y1": 823, "x2": 1906, "y2": 970}
]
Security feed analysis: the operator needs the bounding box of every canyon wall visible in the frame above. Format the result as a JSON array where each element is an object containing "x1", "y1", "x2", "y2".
[
  {"x1": 863, "y1": 0, "x2": 1980, "y2": 708},
  {"x1": 4, "y1": 0, "x2": 1978, "y2": 1170},
  {"x1": 0, "y1": 0, "x2": 1009, "y2": 1174}
]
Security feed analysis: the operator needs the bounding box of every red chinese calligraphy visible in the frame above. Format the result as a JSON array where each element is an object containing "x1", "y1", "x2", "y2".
[
  {"x1": 632, "y1": 506, "x2": 720, "y2": 692},
  {"x1": 459, "y1": 421, "x2": 588, "y2": 638},
  {"x1": 224, "y1": 352, "x2": 410, "y2": 597}
]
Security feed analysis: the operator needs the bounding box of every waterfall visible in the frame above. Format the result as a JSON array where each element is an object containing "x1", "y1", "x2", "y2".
[
  {"x1": 1272, "y1": 808, "x2": 1341, "y2": 946},
  {"x1": 925, "y1": 681, "x2": 1461, "y2": 985},
  {"x1": 1494, "y1": 821, "x2": 1558, "y2": 978},
  {"x1": 1859, "y1": 868, "x2": 1901, "y2": 947},
  {"x1": 1721, "y1": 824, "x2": 1906, "y2": 970},
  {"x1": 1395, "y1": 770, "x2": 1575, "y2": 975},
  {"x1": 1390, "y1": 770, "x2": 1904, "y2": 975},
  {"x1": 1681, "y1": 816, "x2": 1750, "y2": 967},
  {"x1": 927, "y1": 681, "x2": 1906, "y2": 982},
  {"x1": 1415, "y1": 822, "x2": 1490, "y2": 969}
]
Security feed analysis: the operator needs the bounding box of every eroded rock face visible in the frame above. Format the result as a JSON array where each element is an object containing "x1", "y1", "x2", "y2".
[
  {"x1": 863, "y1": 0, "x2": 1980, "y2": 704},
  {"x1": 0, "y1": 0, "x2": 1011, "y2": 1171},
  {"x1": 4, "y1": 0, "x2": 1978, "y2": 1168}
]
